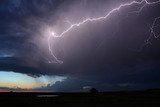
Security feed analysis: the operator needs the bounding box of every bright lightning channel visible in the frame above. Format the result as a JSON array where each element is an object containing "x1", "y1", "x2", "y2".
[{"x1": 48, "y1": 0, "x2": 160, "y2": 64}]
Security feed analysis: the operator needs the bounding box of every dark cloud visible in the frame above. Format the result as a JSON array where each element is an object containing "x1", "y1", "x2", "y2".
[{"x1": 0, "y1": 0, "x2": 160, "y2": 91}]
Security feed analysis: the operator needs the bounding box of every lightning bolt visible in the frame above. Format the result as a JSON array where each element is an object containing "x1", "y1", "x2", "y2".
[
  {"x1": 147, "y1": 16, "x2": 160, "y2": 43},
  {"x1": 138, "y1": 16, "x2": 160, "y2": 51},
  {"x1": 48, "y1": 0, "x2": 160, "y2": 64}
]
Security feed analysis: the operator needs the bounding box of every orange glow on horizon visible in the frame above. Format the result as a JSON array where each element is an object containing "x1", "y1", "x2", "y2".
[{"x1": 0, "y1": 71, "x2": 67, "y2": 90}]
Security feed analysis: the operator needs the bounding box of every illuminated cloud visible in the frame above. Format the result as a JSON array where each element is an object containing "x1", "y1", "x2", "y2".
[
  {"x1": 0, "y1": 50, "x2": 14, "y2": 58},
  {"x1": 0, "y1": 53, "x2": 14, "y2": 58}
]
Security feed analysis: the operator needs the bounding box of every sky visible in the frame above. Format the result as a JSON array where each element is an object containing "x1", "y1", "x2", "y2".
[{"x1": 0, "y1": 0, "x2": 160, "y2": 92}]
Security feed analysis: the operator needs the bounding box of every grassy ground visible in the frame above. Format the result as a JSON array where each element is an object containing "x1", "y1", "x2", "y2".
[{"x1": 0, "y1": 90, "x2": 160, "y2": 107}]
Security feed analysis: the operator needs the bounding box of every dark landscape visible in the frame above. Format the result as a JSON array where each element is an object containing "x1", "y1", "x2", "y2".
[{"x1": 1, "y1": 89, "x2": 160, "y2": 107}]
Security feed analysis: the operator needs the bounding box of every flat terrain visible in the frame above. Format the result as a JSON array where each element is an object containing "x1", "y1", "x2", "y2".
[{"x1": 0, "y1": 90, "x2": 160, "y2": 107}]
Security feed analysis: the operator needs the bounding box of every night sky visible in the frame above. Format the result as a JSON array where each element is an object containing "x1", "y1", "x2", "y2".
[{"x1": 0, "y1": 0, "x2": 160, "y2": 92}]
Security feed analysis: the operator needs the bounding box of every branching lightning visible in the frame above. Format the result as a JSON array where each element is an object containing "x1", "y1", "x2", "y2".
[
  {"x1": 138, "y1": 16, "x2": 160, "y2": 51},
  {"x1": 147, "y1": 17, "x2": 160, "y2": 43},
  {"x1": 48, "y1": 0, "x2": 160, "y2": 64}
]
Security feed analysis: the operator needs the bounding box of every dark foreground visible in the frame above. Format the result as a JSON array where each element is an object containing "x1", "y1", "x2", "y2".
[{"x1": 1, "y1": 90, "x2": 160, "y2": 107}]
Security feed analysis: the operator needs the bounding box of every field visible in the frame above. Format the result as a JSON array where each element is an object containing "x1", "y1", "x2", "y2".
[{"x1": 0, "y1": 90, "x2": 160, "y2": 107}]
